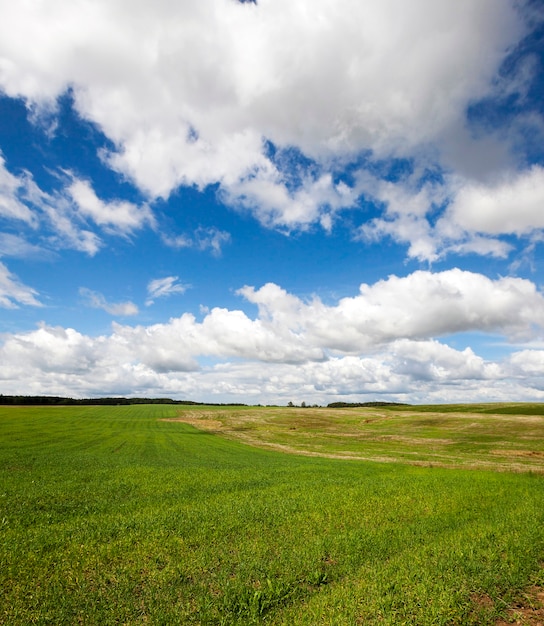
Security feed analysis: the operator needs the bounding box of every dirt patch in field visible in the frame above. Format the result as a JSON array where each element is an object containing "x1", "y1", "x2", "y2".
[
  {"x1": 495, "y1": 586, "x2": 544, "y2": 625},
  {"x1": 375, "y1": 434, "x2": 455, "y2": 445},
  {"x1": 160, "y1": 416, "x2": 223, "y2": 431},
  {"x1": 491, "y1": 450, "x2": 544, "y2": 459}
]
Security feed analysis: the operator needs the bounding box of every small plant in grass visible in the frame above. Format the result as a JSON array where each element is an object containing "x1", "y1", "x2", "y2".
[{"x1": 221, "y1": 578, "x2": 297, "y2": 621}]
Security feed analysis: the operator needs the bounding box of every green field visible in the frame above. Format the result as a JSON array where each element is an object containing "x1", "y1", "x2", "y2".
[{"x1": 1, "y1": 404, "x2": 544, "y2": 624}]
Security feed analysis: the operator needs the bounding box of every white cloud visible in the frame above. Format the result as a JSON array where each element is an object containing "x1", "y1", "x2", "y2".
[
  {"x1": 220, "y1": 168, "x2": 358, "y2": 231},
  {"x1": 198, "y1": 306, "x2": 324, "y2": 363},
  {"x1": 162, "y1": 227, "x2": 231, "y2": 256},
  {"x1": 146, "y1": 276, "x2": 189, "y2": 306},
  {"x1": 0, "y1": 0, "x2": 529, "y2": 233},
  {"x1": 68, "y1": 177, "x2": 154, "y2": 234},
  {"x1": 0, "y1": 156, "x2": 37, "y2": 224},
  {"x1": 79, "y1": 287, "x2": 138, "y2": 316},
  {"x1": 162, "y1": 234, "x2": 192, "y2": 250},
  {"x1": 356, "y1": 172, "x2": 445, "y2": 261},
  {"x1": 0, "y1": 324, "x2": 99, "y2": 374},
  {"x1": 0, "y1": 270, "x2": 544, "y2": 386},
  {"x1": 194, "y1": 227, "x2": 231, "y2": 255},
  {"x1": 0, "y1": 261, "x2": 42, "y2": 309},
  {"x1": 240, "y1": 270, "x2": 544, "y2": 351},
  {"x1": 0, "y1": 233, "x2": 52, "y2": 260},
  {"x1": 40, "y1": 194, "x2": 104, "y2": 256},
  {"x1": 0, "y1": 322, "x2": 542, "y2": 403},
  {"x1": 356, "y1": 163, "x2": 544, "y2": 261},
  {"x1": 0, "y1": 155, "x2": 158, "y2": 256},
  {"x1": 390, "y1": 339, "x2": 501, "y2": 382},
  {"x1": 0, "y1": 264, "x2": 543, "y2": 400},
  {"x1": 440, "y1": 166, "x2": 544, "y2": 237},
  {"x1": 2, "y1": 269, "x2": 542, "y2": 399},
  {"x1": 507, "y1": 349, "x2": 544, "y2": 376}
]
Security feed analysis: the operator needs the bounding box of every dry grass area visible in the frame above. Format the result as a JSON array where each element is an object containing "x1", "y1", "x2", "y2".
[{"x1": 163, "y1": 404, "x2": 544, "y2": 473}]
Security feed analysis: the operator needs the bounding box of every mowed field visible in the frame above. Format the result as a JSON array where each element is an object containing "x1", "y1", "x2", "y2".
[
  {"x1": 167, "y1": 403, "x2": 544, "y2": 473},
  {"x1": 1, "y1": 404, "x2": 544, "y2": 625}
]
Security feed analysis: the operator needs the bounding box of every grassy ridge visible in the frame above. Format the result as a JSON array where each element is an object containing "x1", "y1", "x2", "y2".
[{"x1": 1, "y1": 405, "x2": 544, "y2": 624}]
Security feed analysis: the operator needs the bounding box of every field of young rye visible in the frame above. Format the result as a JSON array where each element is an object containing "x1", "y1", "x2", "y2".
[{"x1": 1, "y1": 403, "x2": 544, "y2": 624}]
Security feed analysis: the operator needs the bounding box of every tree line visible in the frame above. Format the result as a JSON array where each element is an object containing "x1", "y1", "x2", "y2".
[{"x1": 0, "y1": 395, "x2": 247, "y2": 407}]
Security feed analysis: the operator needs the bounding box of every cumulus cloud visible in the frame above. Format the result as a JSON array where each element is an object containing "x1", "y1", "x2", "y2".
[
  {"x1": 220, "y1": 168, "x2": 358, "y2": 231},
  {"x1": 0, "y1": 324, "x2": 99, "y2": 374},
  {"x1": 507, "y1": 349, "x2": 544, "y2": 376},
  {"x1": 0, "y1": 261, "x2": 42, "y2": 308},
  {"x1": 356, "y1": 172, "x2": 446, "y2": 261},
  {"x1": 0, "y1": 323, "x2": 542, "y2": 404},
  {"x1": 2, "y1": 1, "x2": 544, "y2": 404},
  {"x1": 356, "y1": 163, "x2": 544, "y2": 261},
  {"x1": 390, "y1": 339, "x2": 501, "y2": 382},
  {"x1": 240, "y1": 270, "x2": 544, "y2": 350},
  {"x1": 145, "y1": 276, "x2": 189, "y2": 306},
  {"x1": 440, "y1": 166, "x2": 544, "y2": 237},
  {"x1": 79, "y1": 287, "x2": 138, "y2": 316},
  {"x1": 0, "y1": 0, "x2": 534, "y2": 242},
  {"x1": 1, "y1": 270, "x2": 544, "y2": 401}
]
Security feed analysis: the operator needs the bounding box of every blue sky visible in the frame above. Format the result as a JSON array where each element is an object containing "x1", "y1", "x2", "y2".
[{"x1": 0, "y1": 0, "x2": 544, "y2": 404}]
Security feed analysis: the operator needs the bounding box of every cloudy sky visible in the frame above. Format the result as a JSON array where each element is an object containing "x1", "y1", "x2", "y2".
[{"x1": 0, "y1": 0, "x2": 544, "y2": 405}]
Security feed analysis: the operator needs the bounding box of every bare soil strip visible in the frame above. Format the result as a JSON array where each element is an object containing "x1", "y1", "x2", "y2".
[{"x1": 495, "y1": 586, "x2": 544, "y2": 625}]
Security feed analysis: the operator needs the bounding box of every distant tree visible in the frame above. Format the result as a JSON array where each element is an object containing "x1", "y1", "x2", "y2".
[
  {"x1": 301, "y1": 401, "x2": 306, "y2": 408},
  {"x1": 287, "y1": 401, "x2": 294, "y2": 407}
]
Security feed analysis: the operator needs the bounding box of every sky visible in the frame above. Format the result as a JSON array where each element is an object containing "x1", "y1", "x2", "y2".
[{"x1": 0, "y1": 0, "x2": 544, "y2": 405}]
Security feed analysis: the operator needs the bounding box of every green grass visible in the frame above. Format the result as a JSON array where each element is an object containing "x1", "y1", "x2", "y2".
[{"x1": 1, "y1": 404, "x2": 544, "y2": 624}]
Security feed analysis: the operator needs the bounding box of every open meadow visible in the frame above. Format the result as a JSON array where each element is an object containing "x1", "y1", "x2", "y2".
[{"x1": 1, "y1": 403, "x2": 544, "y2": 624}]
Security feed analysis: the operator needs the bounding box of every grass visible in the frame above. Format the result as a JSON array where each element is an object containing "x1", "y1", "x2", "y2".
[
  {"x1": 177, "y1": 404, "x2": 544, "y2": 472},
  {"x1": 0, "y1": 403, "x2": 543, "y2": 624}
]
